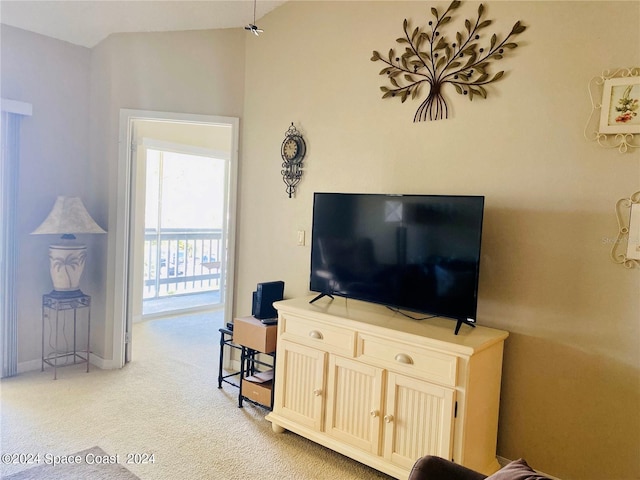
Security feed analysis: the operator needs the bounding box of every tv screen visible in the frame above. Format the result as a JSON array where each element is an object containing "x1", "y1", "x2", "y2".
[{"x1": 310, "y1": 193, "x2": 484, "y2": 329}]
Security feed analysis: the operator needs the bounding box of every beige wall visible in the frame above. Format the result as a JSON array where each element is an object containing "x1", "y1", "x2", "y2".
[
  {"x1": 238, "y1": 2, "x2": 639, "y2": 479},
  {"x1": 0, "y1": 25, "x2": 97, "y2": 365},
  {"x1": 133, "y1": 121, "x2": 233, "y2": 152},
  {"x1": 1, "y1": 25, "x2": 245, "y2": 361},
  {"x1": 89, "y1": 28, "x2": 246, "y2": 359}
]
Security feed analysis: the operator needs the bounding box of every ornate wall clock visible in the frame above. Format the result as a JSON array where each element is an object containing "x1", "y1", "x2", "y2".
[{"x1": 281, "y1": 123, "x2": 306, "y2": 198}]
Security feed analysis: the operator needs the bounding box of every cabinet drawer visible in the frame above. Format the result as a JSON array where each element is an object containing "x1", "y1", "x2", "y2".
[
  {"x1": 280, "y1": 313, "x2": 355, "y2": 356},
  {"x1": 357, "y1": 333, "x2": 458, "y2": 387}
]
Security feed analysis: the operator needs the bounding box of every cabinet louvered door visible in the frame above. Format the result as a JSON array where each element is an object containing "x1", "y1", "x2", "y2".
[
  {"x1": 273, "y1": 340, "x2": 327, "y2": 430},
  {"x1": 325, "y1": 355, "x2": 384, "y2": 454},
  {"x1": 383, "y1": 372, "x2": 455, "y2": 470}
]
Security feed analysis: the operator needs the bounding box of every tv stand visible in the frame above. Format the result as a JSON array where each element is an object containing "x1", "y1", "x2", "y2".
[
  {"x1": 266, "y1": 296, "x2": 508, "y2": 479},
  {"x1": 308, "y1": 292, "x2": 334, "y2": 304}
]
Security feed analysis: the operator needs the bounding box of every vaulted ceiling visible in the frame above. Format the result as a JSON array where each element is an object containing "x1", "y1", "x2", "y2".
[{"x1": 0, "y1": 0, "x2": 286, "y2": 48}]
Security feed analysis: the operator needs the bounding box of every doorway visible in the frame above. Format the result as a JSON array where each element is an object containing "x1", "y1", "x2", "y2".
[
  {"x1": 139, "y1": 141, "x2": 228, "y2": 317},
  {"x1": 115, "y1": 110, "x2": 239, "y2": 366}
]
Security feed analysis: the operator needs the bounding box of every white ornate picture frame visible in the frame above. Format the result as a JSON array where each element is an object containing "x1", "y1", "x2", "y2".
[
  {"x1": 599, "y1": 77, "x2": 640, "y2": 134},
  {"x1": 585, "y1": 67, "x2": 640, "y2": 153},
  {"x1": 611, "y1": 191, "x2": 640, "y2": 268}
]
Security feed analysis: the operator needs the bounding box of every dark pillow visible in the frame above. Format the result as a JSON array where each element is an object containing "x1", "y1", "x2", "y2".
[{"x1": 485, "y1": 459, "x2": 552, "y2": 480}]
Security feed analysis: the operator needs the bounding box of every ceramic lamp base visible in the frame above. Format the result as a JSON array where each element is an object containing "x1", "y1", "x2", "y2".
[{"x1": 48, "y1": 243, "x2": 87, "y2": 293}]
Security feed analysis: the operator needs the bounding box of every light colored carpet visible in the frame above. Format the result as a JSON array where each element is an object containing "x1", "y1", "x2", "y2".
[
  {"x1": 0, "y1": 312, "x2": 393, "y2": 480},
  {"x1": 2, "y1": 446, "x2": 140, "y2": 479}
]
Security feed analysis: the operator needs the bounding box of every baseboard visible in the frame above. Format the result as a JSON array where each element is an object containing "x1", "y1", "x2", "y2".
[
  {"x1": 16, "y1": 353, "x2": 120, "y2": 375},
  {"x1": 497, "y1": 456, "x2": 562, "y2": 480},
  {"x1": 17, "y1": 358, "x2": 41, "y2": 374},
  {"x1": 90, "y1": 353, "x2": 120, "y2": 369}
]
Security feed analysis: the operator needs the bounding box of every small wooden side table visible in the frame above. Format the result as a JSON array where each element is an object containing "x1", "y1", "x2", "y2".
[{"x1": 41, "y1": 292, "x2": 91, "y2": 380}]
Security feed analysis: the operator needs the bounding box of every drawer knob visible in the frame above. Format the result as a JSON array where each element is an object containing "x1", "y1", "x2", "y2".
[
  {"x1": 313, "y1": 388, "x2": 323, "y2": 397},
  {"x1": 384, "y1": 414, "x2": 394, "y2": 423},
  {"x1": 309, "y1": 330, "x2": 324, "y2": 340},
  {"x1": 370, "y1": 409, "x2": 380, "y2": 418},
  {"x1": 394, "y1": 353, "x2": 414, "y2": 365}
]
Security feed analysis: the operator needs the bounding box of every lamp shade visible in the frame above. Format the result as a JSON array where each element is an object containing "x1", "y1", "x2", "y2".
[
  {"x1": 31, "y1": 196, "x2": 105, "y2": 296},
  {"x1": 31, "y1": 196, "x2": 106, "y2": 237}
]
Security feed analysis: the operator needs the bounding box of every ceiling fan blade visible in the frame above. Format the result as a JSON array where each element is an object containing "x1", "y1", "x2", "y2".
[{"x1": 245, "y1": 24, "x2": 263, "y2": 35}]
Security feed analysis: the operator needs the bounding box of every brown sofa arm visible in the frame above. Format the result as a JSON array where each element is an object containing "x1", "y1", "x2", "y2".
[{"x1": 408, "y1": 456, "x2": 488, "y2": 480}]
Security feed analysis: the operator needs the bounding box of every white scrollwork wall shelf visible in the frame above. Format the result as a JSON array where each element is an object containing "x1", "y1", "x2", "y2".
[
  {"x1": 584, "y1": 67, "x2": 640, "y2": 153},
  {"x1": 611, "y1": 191, "x2": 640, "y2": 268}
]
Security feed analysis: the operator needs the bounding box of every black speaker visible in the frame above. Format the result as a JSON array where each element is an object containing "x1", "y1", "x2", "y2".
[{"x1": 251, "y1": 281, "x2": 285, "y2": 319}]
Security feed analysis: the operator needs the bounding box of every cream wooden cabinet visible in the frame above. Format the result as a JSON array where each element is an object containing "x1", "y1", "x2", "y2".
[{"x1": 266, "y1": 297, "x2": 508, "y2": 480}]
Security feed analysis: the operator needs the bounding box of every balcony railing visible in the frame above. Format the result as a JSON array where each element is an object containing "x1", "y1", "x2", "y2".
[{"x1": 143, "y1": 228, "x2": 223, "y2": 300}]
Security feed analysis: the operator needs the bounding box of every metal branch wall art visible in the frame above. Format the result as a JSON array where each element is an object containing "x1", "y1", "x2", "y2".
[{"x1": 371, "y1": 1, "x2": 526, "y2": 122}]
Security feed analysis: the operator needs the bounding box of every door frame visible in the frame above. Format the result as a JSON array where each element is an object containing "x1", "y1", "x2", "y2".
[
  {"x1": 113, "y1": 109, "x2": 239, "y2": 367},
  {"x1": 136, "y1": 137, "x2": 231, "y2": 319}
]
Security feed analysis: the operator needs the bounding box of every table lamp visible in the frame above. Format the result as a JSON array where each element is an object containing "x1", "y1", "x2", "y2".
[{"x1": 31, "y1": 196, "x2": 106, "y2": 297}]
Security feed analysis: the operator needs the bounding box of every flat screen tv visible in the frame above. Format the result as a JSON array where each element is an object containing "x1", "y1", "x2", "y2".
[{"x1": 309, "y1": 193, "x2": 485, "y2": 334}]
